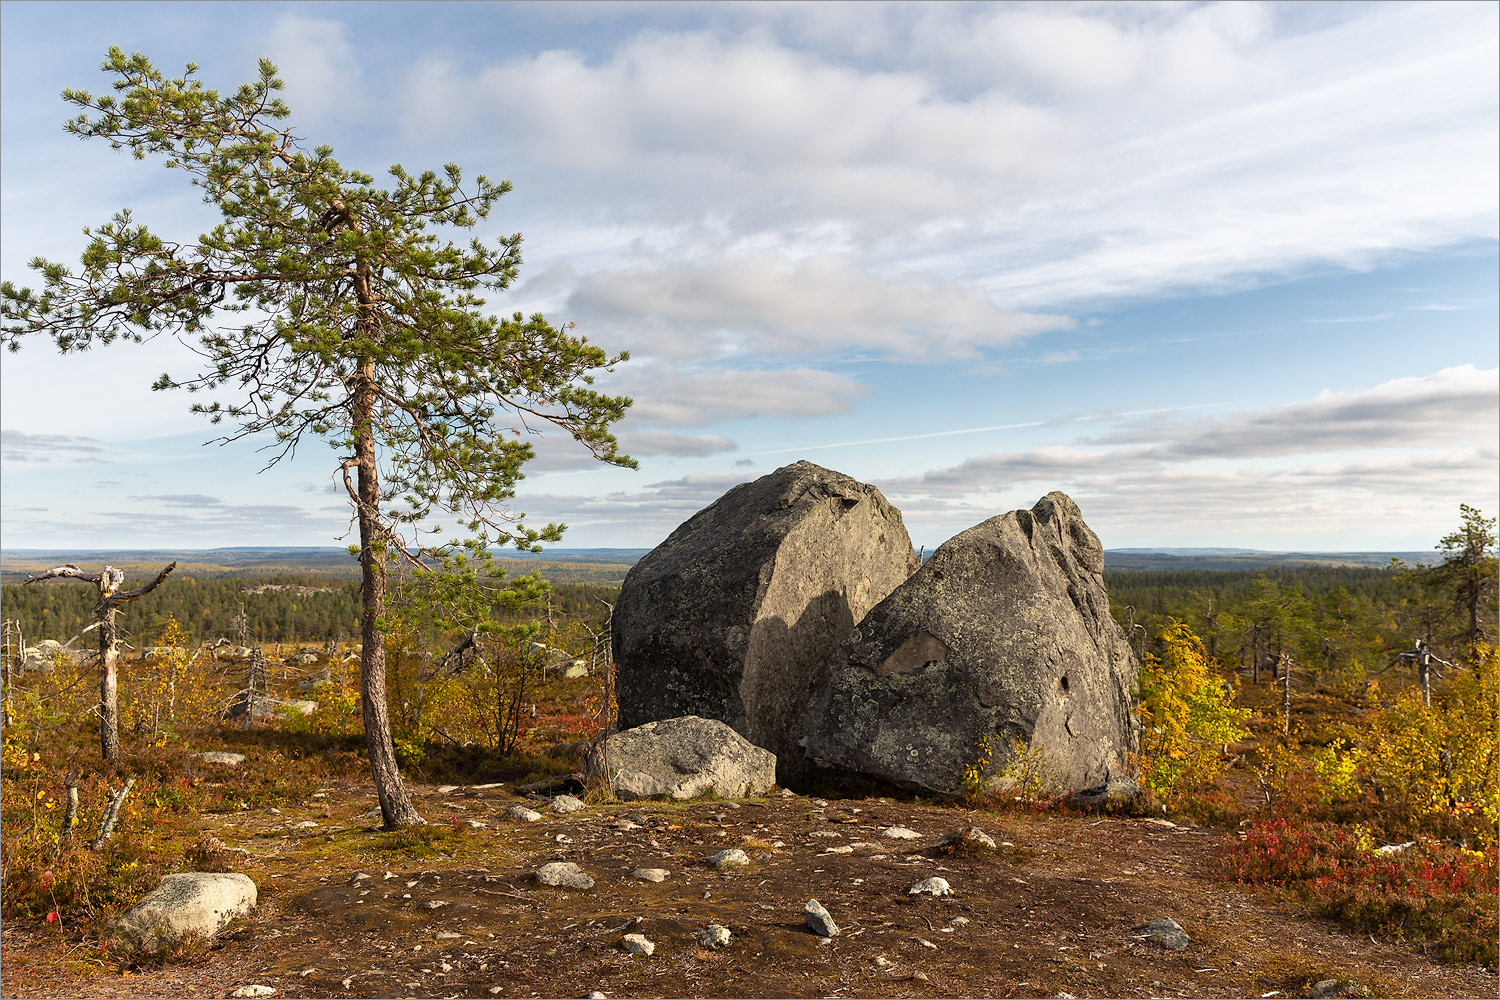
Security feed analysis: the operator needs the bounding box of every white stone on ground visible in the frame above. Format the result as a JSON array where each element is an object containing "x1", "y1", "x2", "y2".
[
  {"x1": 881, "y1": 826, "x2": 922, "y2": 840},
  {"x1": 535, "y1": 862, "x2": 595, "y2": 890},
  {"x1": 230, "y1": 987, "x2": 276, "y2": 998},
  {"x1": 195, "y1": 751, "x2": 246, "y2": 766},
  {"x1": 705, "y1": 848, "x2": 749, "y2": 870},
  {"x1": 909, "y1": 876, "x2": 953, "y2": 896},
  {"x1": 505, "y1": 805, "x2": 543, "y2": 823},
  {"x1": 622, "y1": 933, "x2": 655, "y2": 956},
  {"x1": 804, "y1": 899, "x2": 839, "y2": 937},
  {"x1": 114, "y1": 872, "x2": 257, "y2": 953},
  {"x1": 630, "y1": 868, "x2": 670, "y2": 882},
  {"x1": 551, "y1": 794, "x2": 586, "y2": 814},
  {"x1": 699, "y1": 924, "x2": 731, "y2": 948}
]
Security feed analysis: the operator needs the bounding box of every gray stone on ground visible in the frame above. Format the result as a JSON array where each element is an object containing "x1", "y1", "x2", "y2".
[
  {"x1": 613, "y1": 461, "x2": 919, "y2": 782},
  {"x1": 585, "y1": 716, "x2": 776, "y2": 801},
  {"x1": 798, "y1": 492, "x2": 1139, "y2": 795},
  {"x1": 287, "y1": 652, "x2": 320, "y2": 666},
  {"x1": 506, "y1": 805, "x2": 543, "y2": 823},
  {"x1": 1138, "y1": 917, "x2": 1190, "y2": 951},
  {"x1": 114, "y1": 872, "x2": 257, "y2": 953},
  {"x1": 880, "y1": 826, "x2": 922, "y2": 840},
  {"x1": 551, "y1": 794, "x2": 586, "y2": 814},
  {"x1": 804, "y1": 899, "x2": 840, "y2": 937},
  {"x1": 20, "y1": 640, "x2": 75, "y2": 673},
  {"x1": 230, "y1": 987, "x2": 277, "y2": 998},
  {"x1": 194, "y1": 751, "x2": 246, "y2": 766},
  {"x1": 935, "y1": 827, "x2": 996, "y2": 851},
  {"x1": 534, "y1": 862, "x2": 594, "y2": 890},
  {"x1": 1310, "y1": 979, "x2": 1353, "y2": 998},
  {"x1": 909, "y1": 876, "x2": 953, "y2": 896},
  {"x1": 562, "y1": 663, "x2": 590, "y2": 678},
  {"x1": 630, "y1": 868, "x2": 670, "y2": 882},
  {"x1": 621, "y1": 933, "x2": 655, "y2": 956},
  {"x1": 706, "y1": 848, "x2": 750, "y2": 870},
  {"x1": 699, "y1": 924, "x2": 732, "y2": 948},
  {"x1": 225, "y1": 691, "x2": 316, "y2": 722}
]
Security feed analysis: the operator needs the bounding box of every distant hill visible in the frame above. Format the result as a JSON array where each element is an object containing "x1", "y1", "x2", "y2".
[
  {"x1": 1, "y1": 545, "x2": 1442, "y2": 584},
  {"x1": 1101, "y1": 549, "x2": 1442, "y2": 572}
]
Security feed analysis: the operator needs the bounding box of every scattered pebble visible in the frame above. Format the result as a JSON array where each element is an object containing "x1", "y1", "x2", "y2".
[
  {"x1": 612, "y1": 819, "x2": 641, "y2": 831},
  {"x1": 422, "y1": 900, "x2": 448, "y2": 910},
  {"x1": 464, "y1": 819, "x2": 488, "y2": 829},
  {"x1": 436, "y1": 785, "x2": 460, "y2": 794},
  {"x1": 555, "y1": 833, "x2": 575, "y2": 844},
  {"x1": 535, "y1": 862, "x2": 595, "y2": 890},
  {"x1": 630, "y1": 868, "x2": 670, "y2": 882},
  {"x1": 293, "y1": 821, "x2": 318, "y2": 830},
  {"x1": 822, "y1": 845, "x2": 854, "y2": 855},
  {"x1": 435, "y1": 931, "x2": 461, "y2": 940},
  {"x1": 1144, "y1": 818, "x2": 1176, "y2": 828},
  {"x1": 804, "y1": 899, "x2": 840, "y2": 937},
  {"x1": 230, "y1": 987, "x2": 276, "y2": 998},
  {"x1": 622, "y1": 933, "x2": 655, "y2": 956},
  {"x1": 881, "y1": 826, "x2": 922, "y2": 840},
  {"x1": 699, "y1": 924, "x2": 732, "y2": 948},
  {"x1": 909, "y1": 876, "x2": 953, "y2": 896},
  {"x1": 706, "y1": 848, "x2": 750, "y2": 870},
  {"x1": 912, "y1": 970, "x2": 930, "y2": 982},
  {"x1": 551, "y1": 794, "x2": 586, "y2": 814},
  {"x1": 348, "y1": 872, "x2": 370, "y2": 885},
  {"x1": 779, "y1": 788, "x2": 796, "y2": 797},
  {"x1": 506, "y1": 805, "x2": 543, "y2": 823},
  {"x1": 915, "y1": 937, "x2": 938, "y2": 949},
  {"x1": 812, "y1": 799, "x2": 829, "y2": 807}
]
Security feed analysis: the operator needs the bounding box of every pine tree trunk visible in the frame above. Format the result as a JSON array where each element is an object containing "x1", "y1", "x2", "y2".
[
  {"x1": 99, "y1": 608, "x2": 120, "y2": 760},
  {"x1": 354, "y1": 356, "x2": 424, "y2": 829}
]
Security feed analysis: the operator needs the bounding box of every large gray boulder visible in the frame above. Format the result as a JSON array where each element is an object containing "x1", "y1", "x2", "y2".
[
  {"x1": 114, "y1": 872, "x2": 257, "y2": 953},
  {"x1": 798, "y1": 492, "x2": 1138, "y2": 795},
  {"x1": 613, "y1": 461, "x2": 918, "y2": 781},
  {"x1": 586, "y1": 716, "x2": 777, "y2": 800}
]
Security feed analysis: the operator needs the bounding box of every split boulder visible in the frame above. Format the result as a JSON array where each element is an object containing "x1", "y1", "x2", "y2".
[
  {"x1": 612, "y1": 461, "x2": 918, "y2": 781},
  {"x1": 798, "y1": 492, "x2": 1138, "y2": 795}
]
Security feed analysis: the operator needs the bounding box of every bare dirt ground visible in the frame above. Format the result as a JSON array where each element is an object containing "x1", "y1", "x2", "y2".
[{"x1": 4, "y1": 777, "x2": 1495, "y2": 999}]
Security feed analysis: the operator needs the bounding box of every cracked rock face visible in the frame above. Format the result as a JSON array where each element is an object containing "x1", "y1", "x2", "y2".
[
  {"x1": 613, "y1": 461, "x2": 918, "y2": 782},
  {"x1": 797, "y1": 492, "x2": 1139, "y2": 795}
]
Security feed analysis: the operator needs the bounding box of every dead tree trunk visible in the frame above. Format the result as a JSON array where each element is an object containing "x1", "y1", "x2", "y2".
[
  {"x1": 1280, "y1": 652, "x2": 1293, "y2": 736},
  {"x1": 24, "y1": 562, "x2": 176, "y2": 761}
]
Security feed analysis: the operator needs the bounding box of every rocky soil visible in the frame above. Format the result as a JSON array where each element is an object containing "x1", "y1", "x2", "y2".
[{"x1": 3, "y1": 778, "x2": 1495, "y2": 999}]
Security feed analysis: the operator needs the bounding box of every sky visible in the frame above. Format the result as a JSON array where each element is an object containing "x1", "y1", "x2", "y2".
[{"x1": 1, "y1": 1, "x2": 1496, "y2": 554}]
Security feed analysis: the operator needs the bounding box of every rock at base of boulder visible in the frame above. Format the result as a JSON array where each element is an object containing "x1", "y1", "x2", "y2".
[
  {"x1": 585, "y1": 716, "x2": 776, "y2": 801},
  {"x1": 934, "y1": 827, "x2": 996, "y2": 852},
  {"x1": 114, "y1": 872, "x2": 257, "y2": 953}
]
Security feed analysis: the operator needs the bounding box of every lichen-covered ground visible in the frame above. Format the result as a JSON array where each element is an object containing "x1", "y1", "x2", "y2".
[{"x1": 4, "y1": 778, "x2": 1495, "y2": 999}]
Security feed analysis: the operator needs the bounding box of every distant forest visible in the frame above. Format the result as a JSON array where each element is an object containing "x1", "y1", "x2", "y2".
[{"x1": 3, "y1": 551, "x2": 1468, "y2": 668}]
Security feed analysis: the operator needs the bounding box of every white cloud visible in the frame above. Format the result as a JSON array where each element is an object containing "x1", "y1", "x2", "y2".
[
  {"x1": 1101, "y1": 365, "x2": 1500, "y2": 459},
  {"x1": 1, "y1": 430, "x2": 112, "y2": 464},
  {"x1": 260, "y1": 14, "x2": 363, "y2": 126},
  {"x1": 565, "y1": 252, "x2": 1071, "y2": 361},
  {"x1": 618, "y1": 366, "x2": 868, "y2": 427}
]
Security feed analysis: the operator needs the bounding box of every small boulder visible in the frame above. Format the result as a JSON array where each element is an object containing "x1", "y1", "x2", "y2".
[
  {"x1": 706, "y1": 849, "x2": 750, "y2": 870},
  {"x1": 630, "y1": 868, "x2": 670, "y2": 882},
  {"x1": 699, "y1": 924, "x2": 732, "y2": 948},
  {"x1": 562, "y1": 663, "x2": 590, "y2": 679},
  {"x1": 804, "y1": 899, "x2": 840, "y2": 937},
  {"x1": 934, "y1": 827, "x2": 996, "y2": 852},
  {"x1": 622, "y1": 933, "x2": 655, "y2": 956},
  {"x1": 534, "y1": 862, "x2": 594, "y2": 890},
  {"x1": 194, "y1": 751, "x2": 246, "y2": 766},
  {"x1": 909, "y1": 877, "x2": 953, "y2": 896},
  {"x1": 1138, "y1": 916, "x2": 1190, "y2": 951},
  {"x1": 585, "y1": 716, "x2": 776, "y2": 801},
  {"x1": 114, "y1": 872, "x2": 257, "y2": 953},
  {"x1": 230, "y1": 987, "x2": 277, "y2": 998},
  {"x1": 287, "y1": 652, "x2": 320, "y2": 666},
  {"x1": 551, "y1": 795, "x2": 586, "y2": 814},
  {"x1": 506, "y1": 805, "x2": 543, "y2": 823},
  {"x1": 880, "y1": 826, "x2": 922, "y2": 840}
]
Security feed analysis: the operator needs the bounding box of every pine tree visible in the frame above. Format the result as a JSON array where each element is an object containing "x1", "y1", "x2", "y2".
[{"x1": 2, "y1": 49, "x2": 633, "y2": 827}]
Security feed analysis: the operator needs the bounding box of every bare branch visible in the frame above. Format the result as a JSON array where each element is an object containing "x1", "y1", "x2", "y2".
[
  {"x1": 115, "y1": 561, "x2": 177, "y2": 603},
  {"x1": 23, "y1": 565, "x2": 97, "y2": 585}
]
